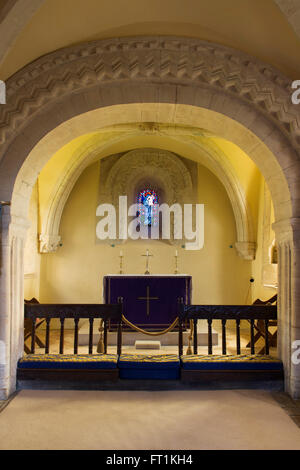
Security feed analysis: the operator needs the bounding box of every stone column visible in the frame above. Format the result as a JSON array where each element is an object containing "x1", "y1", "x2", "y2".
[
  {"x1": 0, "y1": 206, "x2": 28, "y2": 399},
  {"x1": 0, "y1": 204, "x2": 11, "y2": 400},
  {"x1": 274, "y1": 217, "x2": 300, "y2": 398},
  {"x1": 289, "y1": 218, "x2": 300, "y2": 398},
  {"x1": 273, "y1": 220, "x2": 291, "y2": 390},
  {"x1": 278, "y1": 239, "x2": 292, "y2": 388}
]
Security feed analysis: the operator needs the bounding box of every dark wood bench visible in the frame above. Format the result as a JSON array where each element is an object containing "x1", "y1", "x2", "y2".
[
  {"x1": 17, "y1": 353, "x2": 119, "y2": 382},
  {"x1": 180, "y1": 354, "x2": 283, "y2": 383},
  {"x1": 245, "y1": 295, "x2": 277, "y2": 354}
]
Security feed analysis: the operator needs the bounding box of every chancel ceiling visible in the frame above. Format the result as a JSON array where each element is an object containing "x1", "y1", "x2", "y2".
[{"x1": 0, "y1": 0, "x2": 300, "y2": 79}]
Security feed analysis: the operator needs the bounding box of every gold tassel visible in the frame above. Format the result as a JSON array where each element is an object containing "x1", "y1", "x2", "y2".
[
  {"x1": 97, "y1": 319, "x2": 105, "y2": 354},
  {"x1": 186, "y1": 320, "x2": 193, "y2": 355}
]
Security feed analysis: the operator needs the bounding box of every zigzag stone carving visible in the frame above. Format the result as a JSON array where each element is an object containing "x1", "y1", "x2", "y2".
[{"x1": 0, "y1": 36, "x2": 299, "y2": 158}]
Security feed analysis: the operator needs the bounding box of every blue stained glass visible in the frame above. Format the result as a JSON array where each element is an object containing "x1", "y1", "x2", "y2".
[{"x1": 138, "y1": 189, "x2": 158, "y2": 226}]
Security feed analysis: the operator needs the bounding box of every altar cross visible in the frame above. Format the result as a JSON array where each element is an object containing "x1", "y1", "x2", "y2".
[
  {"x1": 141, "y1": 249, "x2": 153, "y2": 274},
  {"x1": 137, "y1": 286, "x2": 159, "y2": 317}
]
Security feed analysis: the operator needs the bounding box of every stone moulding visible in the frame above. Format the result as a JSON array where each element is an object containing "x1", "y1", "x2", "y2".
[
  {"x1": 105, "y1": 148, "x2": 193, "y2": 206},
  {"x1": 0, "y1": 36, "x2": 299, "y2": 159},
  {"x1": 235, "y1": 241, "x2": 257, "y2": 261}
]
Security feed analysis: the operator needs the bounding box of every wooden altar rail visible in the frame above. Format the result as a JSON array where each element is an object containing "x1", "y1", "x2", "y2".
[
  {"x1": 178, "y1": 301, "x2": 277, "y2": 357},
  {"x1": 24, "y1": 301, "x2": 123, "y2": 355}
]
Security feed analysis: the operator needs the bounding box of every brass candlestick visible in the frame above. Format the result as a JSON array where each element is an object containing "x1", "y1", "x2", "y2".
[
  {"x1": 119, "y1": 252, "x2": 124, "y2": 274},
  {"x1": 174, "y1": 251, "x2": 179, "y2": 274}
]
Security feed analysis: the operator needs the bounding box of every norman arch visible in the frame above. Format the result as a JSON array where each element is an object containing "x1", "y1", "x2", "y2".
[{"x1": 0, "y1": 37, "x2": 299, "y2": 398}]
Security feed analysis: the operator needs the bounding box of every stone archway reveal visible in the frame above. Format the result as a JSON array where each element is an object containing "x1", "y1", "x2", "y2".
[{"x1": 0, "y1": 37, "x2": 299, "y2": 399}]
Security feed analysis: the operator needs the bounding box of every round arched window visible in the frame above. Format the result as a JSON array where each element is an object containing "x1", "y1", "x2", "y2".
[{"x1": 137, "y1": 189, "x2": 159, "y2": 226}]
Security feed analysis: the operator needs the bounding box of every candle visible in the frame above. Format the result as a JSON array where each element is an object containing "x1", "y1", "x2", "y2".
[
  {"x1": 175, "y1": 250, "x2": 178, "y2": 256},
  {"x1": 146, "y1": 249, "x2": 149, "y2": 256},
  {"x1": 120, "y1": 250, "x2": 123, "y2": 256}
]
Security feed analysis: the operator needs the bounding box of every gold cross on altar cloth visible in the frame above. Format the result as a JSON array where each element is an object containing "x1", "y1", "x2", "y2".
[{"x1": 137, "y1": 286, "x2": 159, "y2": 317}]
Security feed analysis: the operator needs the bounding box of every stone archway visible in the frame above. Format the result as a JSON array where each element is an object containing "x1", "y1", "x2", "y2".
[
  {"x1": 0, "y1": 37, "x2": 299, "y2": 398},
  {"x1": 37, "y1": 125, "x2": 255, "y2": 260}
]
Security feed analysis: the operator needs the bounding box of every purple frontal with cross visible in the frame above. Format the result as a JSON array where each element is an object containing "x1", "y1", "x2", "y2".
[{"x1": 103, "y1": 275, "x2": 192, "y2": 328}]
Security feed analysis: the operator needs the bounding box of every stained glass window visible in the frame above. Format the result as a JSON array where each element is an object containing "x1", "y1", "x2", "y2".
[{"x1": 138, "y1": 189, "x2": 158, "y2": 226}]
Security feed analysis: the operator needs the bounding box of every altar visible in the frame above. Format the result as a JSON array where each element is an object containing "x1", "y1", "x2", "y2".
[
  {"x1": 78, "y1": 274, "x2": 218, "y2": 347},
  {"x1": 103, "y1": 274, "x2": 192, "y2": 328}
]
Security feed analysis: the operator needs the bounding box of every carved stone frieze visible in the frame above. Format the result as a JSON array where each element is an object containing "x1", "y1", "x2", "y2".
[{"x1": 0, "y1": 36, "x2": 299, "y2": 159}]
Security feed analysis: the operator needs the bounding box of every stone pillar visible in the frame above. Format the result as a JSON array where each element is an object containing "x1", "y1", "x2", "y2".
[
  {"x1": 274, "y1": 217, "x2": 300, "y2": 398},
  {"x1": 278, "y1": 239, "x2": 292, "y2": 388},
  {"x1": 289, "y1": 218, "x2": 300, "y2": 398},
  {"x1": 0, "y1": 206, "x2": 28, "y2": 399},
  {"x1": 0, "y1": 204, "x2": 11, "y2": 400}
]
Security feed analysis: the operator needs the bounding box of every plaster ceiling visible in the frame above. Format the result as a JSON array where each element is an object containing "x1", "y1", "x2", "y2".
[{"x1": 0, "y1": 0, "x2": 300, "y2": 79}]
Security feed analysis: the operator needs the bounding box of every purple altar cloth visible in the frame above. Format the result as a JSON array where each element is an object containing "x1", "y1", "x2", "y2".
[{"x1": 103, "y1": 275, "x2": 192, "y2": 328}]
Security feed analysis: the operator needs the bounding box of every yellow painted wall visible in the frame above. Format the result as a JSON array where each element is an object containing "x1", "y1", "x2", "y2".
[
  {"x1": 38, "y1": 160, "x2": 253, "y2": 305},
  {"x1": 212, "y1": 137, "x2": 262, "y2": 235},
  {"x1": 37, "y1": 129, "x2": 262, "y2": 243},
  {"x1": 37, "y1": 133, "x2": 99, "y2": 218}
]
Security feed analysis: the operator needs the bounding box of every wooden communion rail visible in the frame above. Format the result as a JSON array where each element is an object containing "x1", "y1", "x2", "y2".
[
  {"x1": 178, "y1": 299, "x2": 277, "y2": 357},
  {"x1": 19, "y1": 298, "x2": 282, "y2": 386},
  {"x1": 24, "y1": 300, "x2": 123, "y2": 355},
  {"x1": 24, "y1": 298, "x2": 277, "y2": 358}
]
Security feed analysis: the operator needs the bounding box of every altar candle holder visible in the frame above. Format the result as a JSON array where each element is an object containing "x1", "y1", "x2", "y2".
[
  {"x1": 174, "y1": 250, "x2": 179, "y2": 274},
  {"x1": 119, "y1": 251, "x2": 124, "y2": 274},
  {"x1": 144, "y1": 250, "x2": 150, "y2": 275},
  {"x1": 142, "y1": 249, "x2": 152, "y2": 275}
]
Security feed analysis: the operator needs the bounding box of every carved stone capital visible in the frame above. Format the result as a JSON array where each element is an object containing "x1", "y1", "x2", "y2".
[
  {"x1": 39, "y1": 234, "x2": 61, "y2": 253},
  {"x1": 272, "y1": 218, "x2": 294, "y2": 244},
  {"x1": 235, "y1": 241, "x2": 257, "y2": 260}
]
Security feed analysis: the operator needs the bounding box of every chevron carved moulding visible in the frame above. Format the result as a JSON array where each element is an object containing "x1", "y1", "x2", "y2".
[{"x1": 0, "y1": 36, "x2": 299, "y2": 160}]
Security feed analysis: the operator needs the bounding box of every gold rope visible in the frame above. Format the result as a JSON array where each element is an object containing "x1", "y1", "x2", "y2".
[{"x1": 121, "y1": 314, "x2": 179, "y2": 336}]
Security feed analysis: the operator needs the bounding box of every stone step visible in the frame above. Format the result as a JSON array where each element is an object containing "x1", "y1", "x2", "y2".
[
  {"x1": 135, "y1": 340, "x2": 161, "y2": 350},
  {"x1": 78, "y1": 321, "x2": 218, "y2": 346}
]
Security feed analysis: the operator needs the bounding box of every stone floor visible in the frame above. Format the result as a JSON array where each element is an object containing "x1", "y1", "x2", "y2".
[
  {"x1": 0, "y1": 392, "x2": 17, "y2": 414},
  {"x1": 272, "y1": 391, "x2": 300, "y2": 428},
  {"x1": 2, "y1": 322, "x2": 293, "y2": 449},
  {"x1": 0, "y1": 389, "x2": 300, "y2": 450}
]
